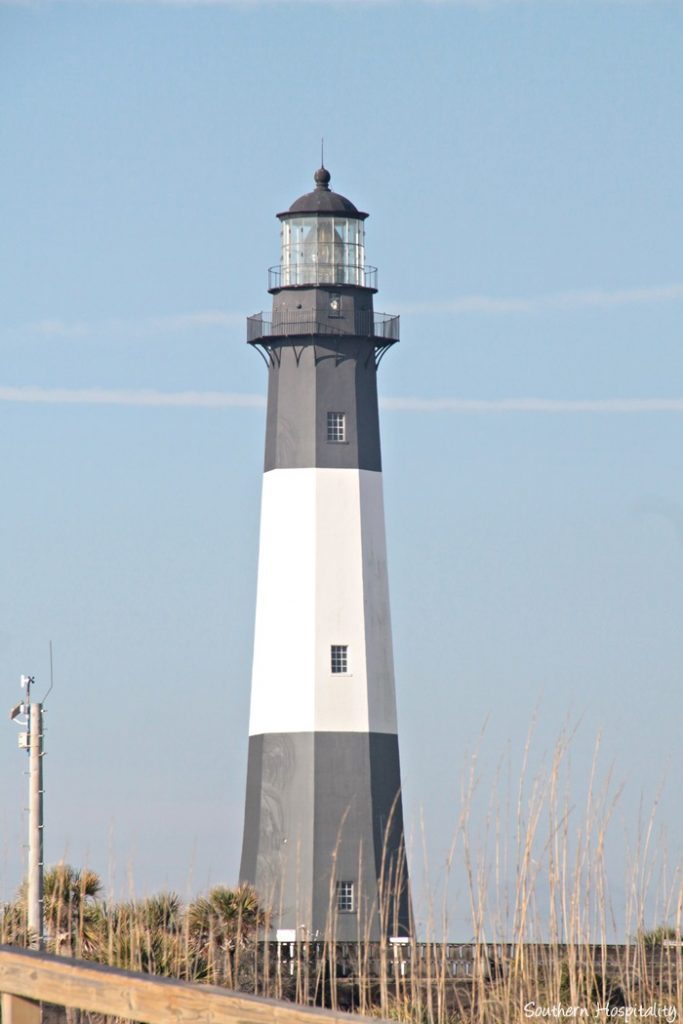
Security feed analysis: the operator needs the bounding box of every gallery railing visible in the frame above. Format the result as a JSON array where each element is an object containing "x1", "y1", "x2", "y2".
[
  {"x1": 268, "y1": 264, "x2": 378, "y2": 290},
  {"x1": 247, "y1": 311, "x2": 399, "y2": 344}
]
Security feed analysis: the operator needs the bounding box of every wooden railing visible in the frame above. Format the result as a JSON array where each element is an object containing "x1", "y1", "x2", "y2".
[{"x1": 0, "y1": 946, "x2": 380, "y2": 1024}]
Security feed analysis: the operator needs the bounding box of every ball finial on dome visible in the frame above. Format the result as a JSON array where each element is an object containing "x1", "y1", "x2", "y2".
[{"x1": 314, "y1": 166, "x2": 331, "y2": 190}]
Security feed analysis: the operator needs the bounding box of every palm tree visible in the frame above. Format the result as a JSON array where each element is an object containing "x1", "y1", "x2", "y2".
[
  {"x1": 187, "y1": 884, "x2": 261, "y2": 986},
  {"x1": 0, "y1": 863, "x2": 103, "y2": 954},
  {"x1": 135, "y1": 892, "x2": 184, "y2": 977},
  {"x1": 0, "y1": 898, "x2": 29, "y2": 946},
  {"x1": 43, "y1": 863, "x2": 103, "y2": 957}
]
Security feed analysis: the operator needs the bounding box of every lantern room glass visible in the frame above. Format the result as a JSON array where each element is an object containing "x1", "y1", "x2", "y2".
[{"x1": 280, "y1": 216, "x2": 365, "y2": 287}]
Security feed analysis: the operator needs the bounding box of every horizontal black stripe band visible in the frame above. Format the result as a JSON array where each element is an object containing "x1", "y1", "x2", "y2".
[{"x1": 240, "y1": 731, "x2": 411, "y2": 940}]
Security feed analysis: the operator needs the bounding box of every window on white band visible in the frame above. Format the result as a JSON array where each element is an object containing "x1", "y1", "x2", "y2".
[{"x1": 331, "y1": 645, "x2": 348, "y2": 674}]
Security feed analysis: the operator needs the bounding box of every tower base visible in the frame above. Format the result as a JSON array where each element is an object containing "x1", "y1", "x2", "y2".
[{"x1": 240, "y1": 731, "x2": 411, "y2": 942}]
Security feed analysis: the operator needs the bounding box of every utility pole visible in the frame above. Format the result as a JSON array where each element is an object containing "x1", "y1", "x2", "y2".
[{"x1": 10, "y1": 674, "x2": 44, "y2": 950}]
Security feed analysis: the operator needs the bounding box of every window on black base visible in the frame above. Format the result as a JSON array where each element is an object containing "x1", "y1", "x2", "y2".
[{"x1": 337, "y1": 880, "x2": 355, "y2": 913}]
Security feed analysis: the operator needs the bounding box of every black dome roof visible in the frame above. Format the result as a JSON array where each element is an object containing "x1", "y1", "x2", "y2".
[{"x1": 278, "y1": 167, "x2": 368, "y2": 220}]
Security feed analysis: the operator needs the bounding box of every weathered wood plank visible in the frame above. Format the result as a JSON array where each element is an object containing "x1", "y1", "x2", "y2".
[
  {"x1": 1, "y1": 992, "x2": 42, "y2": 1024},
  {"x1": 0, "y1": 947, "x2": 378, "y2": 1024}
]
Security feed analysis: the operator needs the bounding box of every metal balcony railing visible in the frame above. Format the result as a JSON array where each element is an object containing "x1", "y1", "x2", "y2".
[
  {"x1": 268, "y1": 264, "x2": 378, "y2": 290},
  {"x1": 247, "y1": 311, "x2": 399, "y2": 344}
]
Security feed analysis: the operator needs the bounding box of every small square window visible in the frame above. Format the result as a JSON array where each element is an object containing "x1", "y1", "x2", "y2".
[
  {"x1": 331, "y1": 645, "x2": 348, "y2": 674},
  {"x1": 337, "y1": 881, "x2": 355, "y2": 913},
  {"x1": 327, "y1": 412, "x2": 346, "y2": 444}
]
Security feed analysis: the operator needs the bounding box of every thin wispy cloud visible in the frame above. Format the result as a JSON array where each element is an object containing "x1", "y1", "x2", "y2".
[
  {"x1": 396, "y1": 283, "x2": 683, "y2": 316},
  {"x1": 2, "y1": 385, "x2": 683, "y2": 413},
  {"x1": 381, "y1": 397, "x2": 683, "y2": 413},
  {"x1": 24, "y1": 311, "x2": 242, "y2": 339},
  {"x1": 11, "y1": 281, "x2": 683, "y2": 340},
  {"x1": 0, "y1": 0, "x2": 669, "y2": 5},
  {"x1": 0, "y1": 0, "x2": 520, "y2": 6},
  {"x1": 0, "y1": 386, "x2": 265, "y2": 408}
]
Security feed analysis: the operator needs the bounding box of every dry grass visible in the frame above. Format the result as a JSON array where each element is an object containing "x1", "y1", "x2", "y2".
[{"x1": 1, "y1": 729, "x2": 681, "y2": 1023}]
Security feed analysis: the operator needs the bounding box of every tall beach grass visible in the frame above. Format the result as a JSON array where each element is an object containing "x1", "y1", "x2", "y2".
[{"x1": 1, "y1": 728, "x2": 680, "y2": 1022}]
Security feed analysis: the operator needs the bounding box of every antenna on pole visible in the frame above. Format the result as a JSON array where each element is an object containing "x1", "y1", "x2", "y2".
[
  {"x1": 321, "y1": 137, "x2": 325, "y2": 168},
  {"x1": 42, "y1": 640, "x2": 54, "y2": 704}
]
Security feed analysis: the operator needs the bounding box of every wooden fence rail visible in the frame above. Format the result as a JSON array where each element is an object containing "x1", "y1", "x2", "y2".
[{"x1": 0, "y1": 946, "x2": 379, "y2": 1024}]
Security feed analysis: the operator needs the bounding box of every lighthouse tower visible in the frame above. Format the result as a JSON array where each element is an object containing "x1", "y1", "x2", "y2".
[{"x1": 240, "y1": 167, "x2": 410, "y2": 942}]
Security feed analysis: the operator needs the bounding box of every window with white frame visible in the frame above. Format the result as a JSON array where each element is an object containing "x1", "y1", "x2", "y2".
[
  {"x1": 330, "y1": 645, "x2": 348, "y2": 674},
  {"x1": 327, "y1": 411, "x2": 346, "y2": 443},
  {"x1": 337, "y1": 881, "x2": 355, "y2": 913}
]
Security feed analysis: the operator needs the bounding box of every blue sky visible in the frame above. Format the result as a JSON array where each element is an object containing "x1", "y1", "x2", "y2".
[{"x1": 1, "y1": 0, "x2": 682, "y2": 937}]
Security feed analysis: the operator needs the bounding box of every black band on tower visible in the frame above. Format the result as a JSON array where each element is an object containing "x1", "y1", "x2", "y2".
[
  {"x1": 240, "y1": 732, "x2": 410, "y2": 941},
  {"x1": 264, "y1": 340, "x2": 382, "y2": 473}
]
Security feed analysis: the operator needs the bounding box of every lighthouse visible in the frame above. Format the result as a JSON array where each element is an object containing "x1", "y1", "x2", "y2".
[{"x1": 240, "y1": 167, "x2": 410, "y2": 942}]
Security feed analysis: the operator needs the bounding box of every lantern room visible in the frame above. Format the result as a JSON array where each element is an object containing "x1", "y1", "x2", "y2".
[{"x1": 274, "y1": 167, "x2": 370, "y2": 289}]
